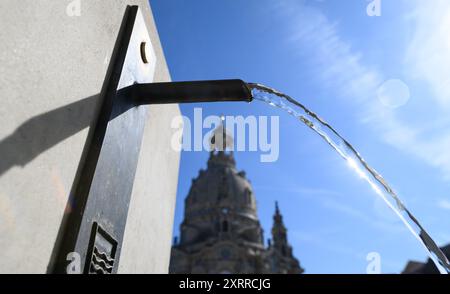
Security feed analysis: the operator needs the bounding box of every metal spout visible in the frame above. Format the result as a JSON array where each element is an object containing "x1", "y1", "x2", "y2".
[{"x1": 131, "y1": 79, "x2": 253, "y2": 104}]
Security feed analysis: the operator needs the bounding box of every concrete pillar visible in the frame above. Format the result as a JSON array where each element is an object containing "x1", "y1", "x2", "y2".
[{"x1": 0, "y1": 0, "x2": 180, "y2": 273}]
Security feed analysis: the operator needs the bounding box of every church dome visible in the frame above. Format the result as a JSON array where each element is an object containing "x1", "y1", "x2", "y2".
[
  {"x1": 185, "y1": 118, "x2": 257, "y2": 219},
  {"x1": 170, "y1": 119, "x2": 303, "y2": 274},
  {"x1": 185, "y1": 151, "x2": 257, "y2": 218}
]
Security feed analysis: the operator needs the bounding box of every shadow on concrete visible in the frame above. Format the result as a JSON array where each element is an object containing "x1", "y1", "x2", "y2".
[
  {"x1": 0, "y1": 89, "x2": 137, "y2": 178},
  {"x1": 0, "y1": 95, "x2": 99, "y2": 177}
]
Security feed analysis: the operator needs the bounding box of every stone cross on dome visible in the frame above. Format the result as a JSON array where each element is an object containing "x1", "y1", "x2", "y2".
[{"x1": 209, "y1": 115, "x2": 234, "y2": 153}]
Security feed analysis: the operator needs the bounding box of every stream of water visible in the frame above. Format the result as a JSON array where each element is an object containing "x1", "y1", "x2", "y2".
[{"x1": 248, "y1": 83, "x2": 450, "y2": 274}]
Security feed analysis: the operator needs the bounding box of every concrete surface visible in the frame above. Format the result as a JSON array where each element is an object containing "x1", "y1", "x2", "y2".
[{"x1": 0, "y1": 0, "x2": 180, "y2": 273}]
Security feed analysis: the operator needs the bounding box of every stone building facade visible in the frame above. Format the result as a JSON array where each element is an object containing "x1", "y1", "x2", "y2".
[
  {"x1": 402, "y1": 244, "x2": 450, "y2": 274},
  {"x1": 169, "y1": 123, "x2": 303, "y2": 274}
]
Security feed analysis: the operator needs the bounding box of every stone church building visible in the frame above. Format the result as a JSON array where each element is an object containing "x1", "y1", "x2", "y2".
[{"x1": 169, "y1": 122, "x2": 303, "y2": 274}]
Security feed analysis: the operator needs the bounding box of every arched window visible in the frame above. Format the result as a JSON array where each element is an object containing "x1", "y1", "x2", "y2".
[
  {"x1": 222, "y1": 220, "x2": 228, "y2": 232},
  {"x1": 246, "y1": 189, "x2": 252, "y2": 204}
]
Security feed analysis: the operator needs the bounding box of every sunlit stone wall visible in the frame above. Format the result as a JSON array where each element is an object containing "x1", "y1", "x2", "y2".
[{"x1": 0, "y1": 0, "x2": 180, "y2": 273}]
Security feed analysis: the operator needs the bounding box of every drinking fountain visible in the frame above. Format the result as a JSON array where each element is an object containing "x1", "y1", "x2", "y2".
[{"x1": 50, "y1": 5, "x2": 253, "y2": 274}]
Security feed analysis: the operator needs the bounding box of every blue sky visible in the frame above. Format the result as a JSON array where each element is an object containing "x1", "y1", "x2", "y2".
[{"x1": 150, "y1": 0, "x2": 450, "y2": 273}]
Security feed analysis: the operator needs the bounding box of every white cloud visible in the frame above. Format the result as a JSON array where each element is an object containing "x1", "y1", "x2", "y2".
[
  {"x1": 372, "y1": 109, "x2": 450, "y2": 180},
  {"x1": 267, "y1": 0, "x2": 450, "y2": 268},
  {"x1": 252, "y1": 184, "x2": 340, "y2": 197},
  {"x1": 255, "y1": 182, "x2": 404, "y2": 232},
  {"x1": 405, "y1": 0, "x2": 450, "y2": 107},
  {"x1": 376, "y1": 1, "x2": 450, "y2": 179},
  {"x1": 437, "y1": 199, "x2": 450, "y2": 211},
  {"x1": 277, "y1": 1, "x2": 381, "y2": 103},
  {"x1": 275, "y1": 0, "x2": 450, "y2": 180},
  {"x1": 320, "y1": 196, "x2": 405, "y2": 233},
  {"x1": 291, "y1": 229, "x2": 404, "y2": 272}
]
